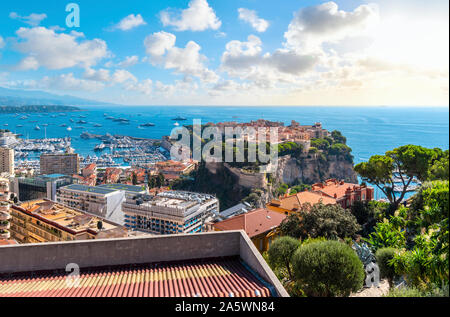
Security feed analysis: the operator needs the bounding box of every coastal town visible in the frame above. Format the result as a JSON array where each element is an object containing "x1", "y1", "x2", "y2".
[
  {"x1": 1, "y1": 112, "x2": 448, "y2": 299},
  {"x1": 0, "y1": 0, "x2": 448, "y2": 302}
]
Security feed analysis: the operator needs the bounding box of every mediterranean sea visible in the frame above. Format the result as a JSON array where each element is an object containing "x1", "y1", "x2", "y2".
[{"x1": 1, "y1": 105, "x2": 448, "y2": 198}]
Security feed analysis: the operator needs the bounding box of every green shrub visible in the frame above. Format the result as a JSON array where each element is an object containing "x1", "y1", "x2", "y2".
[
  {"x1": 385, "y1": 285, "x2": 449, "y2": 297},
  {"x1": 292, "y1": 240, "x2": 364, "y2": 297},
  {"x1": 267, "y1": 236, "x2": 300, "y2": 280},
  {"x1": 376, "y1": 248, "x2": 398, "y2": 287}
]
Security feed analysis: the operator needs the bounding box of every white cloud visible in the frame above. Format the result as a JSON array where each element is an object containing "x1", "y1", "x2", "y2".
[
  {"x1": 14, "y1": 27, "x2": 109, "y2": 70},
  {"x1": 83, "y1": 68, "x2": 137, "y2": 84},
  {"x1": 117, "y1": 55, "x2": 139, "y2": 68},
  {"x1": 125, "y1": 79, "x2": 153, "y2": 95},
  {"x1": 112, "y1": 69, "x2": 137, "y2": 83},
  {"x1": 284, "y1": 1, "x2": 378, "y2": 51},
  {"x1": 160, "y1": 0, "x2": 221, "y2": 31},
  {"x1": 113, "y1": 14, "x2": 147, "y2": 31},
  {"x1": 221, "y1": 35, "x2": 319, "y2": 84},
  {"x1": 9, "y1": 12, "x2": 47, "y2": 26},
  {"x1": 0, "y1": 36, "x2": 4, "y2": 49},
  {"x1": 238, "y1": 8, "x2": 269, "y2": 32},
  {"x1": 144, "y1": 31, "x2": 218, "y2": 83}
]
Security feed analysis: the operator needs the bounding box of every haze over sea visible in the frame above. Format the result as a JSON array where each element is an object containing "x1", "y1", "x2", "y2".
[{"x1": 3, "y1": 106, "x2": 448, "y2": 175}]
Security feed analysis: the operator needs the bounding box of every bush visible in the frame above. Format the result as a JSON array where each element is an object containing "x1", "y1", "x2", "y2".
[
  {"x1": 267, "y1": 236, "x2": 300, "y2": 280},
  {"x1": 376, "y1": 248, "x2": 398, "y2": 287},
  {"x1": 292, "y1": 240, "x2": 364, "y2": 297},
  {"x1": 385, "y1": 285, "x2": 449, "y2": 297}
]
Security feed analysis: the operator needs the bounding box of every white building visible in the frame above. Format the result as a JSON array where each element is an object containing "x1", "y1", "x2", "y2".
[
  {"x1": 56, "y1": 184, "x2": 147, "y2": 225},
  {"x1": 122, "y1": 191, "x2": 219, "y2": 235}
]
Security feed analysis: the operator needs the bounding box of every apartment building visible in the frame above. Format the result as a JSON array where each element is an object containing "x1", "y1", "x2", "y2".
[
  {"x1": 40, "y1": 153, "x2": 79, "y2": 176},
  {"x1": 56, "y1": 183, "x2": 146, "y2": 225},
  {"x1": 0, "y1": 147, "x2": 14, "y2": 175},
  {"x1": 8, "y1": 199, "x2": 128, "y2": 244},
  {"x1": 122, "y1": 191, "x2": 219, "y2": 235}
]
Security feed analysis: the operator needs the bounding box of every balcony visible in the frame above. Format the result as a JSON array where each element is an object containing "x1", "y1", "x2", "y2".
[
  {"x1": 0, "y1": 229, "x2": 11, "y2": 239},
  {"x1": 0, "y1": 211, "x2": 11, "y2": 221},
  {"x1": 0, "y1": 221, "x2": 10, "y2": 230}
]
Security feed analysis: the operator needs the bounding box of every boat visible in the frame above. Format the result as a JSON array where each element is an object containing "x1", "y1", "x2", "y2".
[
  {"x1": 16, "y1": 124, "x2": 23, "y2": 127},
  {"x1": 93, "y1": 124, "x2": 103, "y2": 127},
  {"x1": 34, "y1": 125, "x2": 40, "y2": 131},
  {"x1": 172, "y1": 116, "x2": 187, "y2": 121},
  {"x1": 77, "y1": 120, "x2": 87, "y2": 124},
  {"x1": 139, "y1": 123, "x2": 155, "y2": 127},
  {"x1": 69, "y1": 119, "x2": 75, "y2": 123},
  {"x1": 60, "y1": 124, "x2": 67, "y2": 127},
  {"x1": 174, "y1": 122, "x2": 180, "y2": 126}
]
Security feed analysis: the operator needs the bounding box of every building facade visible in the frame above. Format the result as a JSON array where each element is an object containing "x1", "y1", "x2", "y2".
[
  {"x1": 13, "y1": 174, "x2": 74, "y2": 202},
  {"x1": 0, "y1": 147, "x2": 14, "y2": 175},
  {"x1": 40, "y1": 153, "x2": 79, "y2": 176},
  {"x1": 122, "y1": 191, "x2": 219, "y2": 235},
  {"x1": 8, "y1": 199, "x2": 128, "y2": 244},
  {"x1": 311, "y1": 179, "x2": 374, "y2": 209},
  {"x1": 56, "y1": 184, "x2": 146, "y2": 225}
]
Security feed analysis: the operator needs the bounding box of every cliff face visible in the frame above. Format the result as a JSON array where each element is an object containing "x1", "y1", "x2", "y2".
[
  {"x1": 201, "y1": 154, "x2": 357, "y2": 209},
  {"x1": 274, "y1": 155, "x2": 357, "y2": 185}
]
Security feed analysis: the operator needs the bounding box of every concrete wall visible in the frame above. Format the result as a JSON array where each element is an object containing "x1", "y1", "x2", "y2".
[{"x1": 0, "y1": 230, "x2": 288, "y2": 297}]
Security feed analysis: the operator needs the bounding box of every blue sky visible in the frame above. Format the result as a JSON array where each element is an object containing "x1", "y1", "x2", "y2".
[{"x1": 0, "y1": 0, "x2": 448, "y2": 106}]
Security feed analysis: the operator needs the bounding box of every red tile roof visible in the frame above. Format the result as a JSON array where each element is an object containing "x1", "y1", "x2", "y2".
[
  {"x1": 312, "y1": 179, "x2": 360, "y2": 199},
  {"x1": 0, "y1": 240, "x2": 18, "y2": 246},
  {"x1": 0, "y1": 257, "x2": 271, "y2": 297},
  {"x1": 213, "y1": 209, "x2": 286, "y2": 238}
]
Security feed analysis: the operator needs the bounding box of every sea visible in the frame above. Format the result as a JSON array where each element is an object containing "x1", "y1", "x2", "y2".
[{"x1": 2, "y1": 105, "x2": 448, "y2": 199}]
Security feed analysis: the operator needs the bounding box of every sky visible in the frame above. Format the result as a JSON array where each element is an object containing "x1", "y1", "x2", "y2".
[{"x1": 0, "y1": 0, "x2": 448, "y2": 106}]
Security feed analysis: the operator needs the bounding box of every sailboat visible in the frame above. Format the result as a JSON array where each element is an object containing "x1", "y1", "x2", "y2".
[{"x1": 34, "y1": 125, "x2": 41, "y2": 131}]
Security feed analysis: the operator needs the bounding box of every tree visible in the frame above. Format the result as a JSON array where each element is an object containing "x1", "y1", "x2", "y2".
[
  {"x1": 292, "y1": 240, "x2": 364, "y2": 297},
  {"x1": 427, "y1": 150, "x2": 449, "y2": 181},
  {"x1": 148, "y1": 176, "x2": 156, "y2": 189},
  {"x1": 131, "y1": 173, "x2": 138, "y2": 185},
  {"x1": 280, "y1": 214, "x2": 304, "y2": 239},
  {"x1": 355, "y1": 145, "x2": 437, "y2": 212},
  {"x1": 156, "y1": 173, "x2": 165, "y2": 188},
  {"x1": 376, "y1": 248, "x2": 399, "y2": 288},
  {"x1": 267, "y1": 237, "x2": 300, "y2": 280},
  {"x1": 281, "y1": 203, "x2": 360, "y2": 240},
  {"x1": 331, "y1": 130, "x2": 347, "y2": 144},
  {"x1": 350, "y1": 200, "x2": 389, "y2": 237}
]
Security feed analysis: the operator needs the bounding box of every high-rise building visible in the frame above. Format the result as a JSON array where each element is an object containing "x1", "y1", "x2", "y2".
[
  {"x1": 122, "y1": 191, "x2": 219, "y2": 235},
  {"x1": 0, "y1": 147, "x2": 14, "y2": 175},
  {"x1": 40, "y1": 153, "x2": 79, "y2": 176}
]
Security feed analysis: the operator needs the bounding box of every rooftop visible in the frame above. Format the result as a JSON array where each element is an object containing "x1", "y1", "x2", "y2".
[
  {"x1": 16, "y1": 199, "x2": 123, "y2": 235},
  {"x1": 0, "y1": 231, "x2": 288, "y2": 297},
  {"x1": 0, "y1": 257, "x2": 271, "y2": 297},
  {"x1": 61, "y1": 184, "x2": 118, "y2": 195},
  {"x1": 98, "y1": 183, "x2": 146, "y2": 193},
  {"x1": 213, "y1": 209, "x2": 286, "y2": 238},
  {"x1": 311, "y1": 179, "x2": 372, "y2": 199},
  {"x1": 268, "y1": 191, "x2": 337, "y2": 211}
]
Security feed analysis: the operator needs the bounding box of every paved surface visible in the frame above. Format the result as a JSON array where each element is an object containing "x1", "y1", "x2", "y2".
[{"x1": 350, "y1": 280, "x2": 390, "y2": 297}]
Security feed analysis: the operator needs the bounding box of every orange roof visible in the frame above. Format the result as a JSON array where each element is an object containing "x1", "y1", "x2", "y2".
[
  {"x1": 269, "y1": 191, "x2": 337, "y2": 211},
  {"x1": 213, "y1": 208, "x2": 286, "y2": 238},
  {"x1": 84, "y1": 163, "x2": 96, "y2": 171},
  {"x1": 312, "y1": 179, "x2": 360, "y2": 199}
]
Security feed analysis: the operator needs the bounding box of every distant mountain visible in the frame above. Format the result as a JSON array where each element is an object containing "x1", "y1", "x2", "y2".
[{"x1": 0, "y1": 87, "x2": 115, "y2": 107}]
